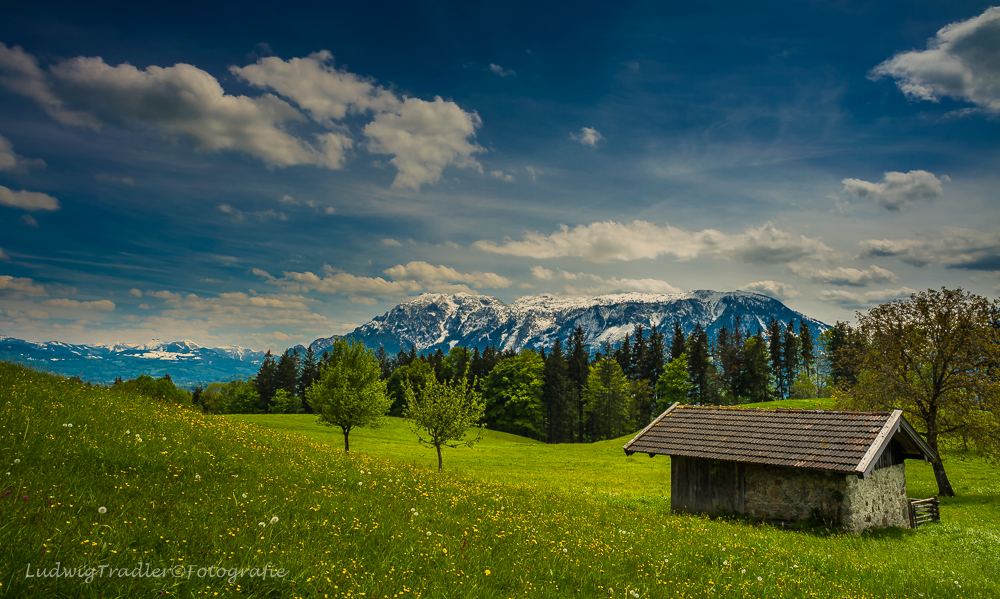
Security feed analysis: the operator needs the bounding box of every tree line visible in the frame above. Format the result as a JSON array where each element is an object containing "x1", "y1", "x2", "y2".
[{"x1": 193, "y1": 317, "x2": 839, "y2": 445}]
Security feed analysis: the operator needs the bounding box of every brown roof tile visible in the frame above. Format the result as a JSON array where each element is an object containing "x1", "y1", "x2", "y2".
[{"x1": 623, "y1": 406, "x2": 893, "y2": 472}]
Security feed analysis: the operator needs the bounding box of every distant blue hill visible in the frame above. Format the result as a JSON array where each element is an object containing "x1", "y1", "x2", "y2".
[{"x1": 0, "y1": 337, "x2": 265, "y2": 388}]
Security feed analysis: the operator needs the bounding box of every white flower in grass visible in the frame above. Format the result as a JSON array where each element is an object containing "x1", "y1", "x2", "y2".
[
  {"x1": 426, "y1": 531, "x2": 432, "y2": 536},
  {"x1": 270, "y1": 516, "x2": 278, "y2": 524},
  {"x1": 723, "y1": 561, "x2": 729, "y2": 565},
  {"x1": 242, "y1": 493, "x2": 247, "y2": 498},
  {"x1": 258, "y1": 522, "x2": 265, "y2": 527},
  {"x1": 757, "y1": 576, "x2": 763, "y2": 581},
  {"x1": 13, "y1": 459, "x2": 19, "y2": 464},
  {"x1": 135, "y1": 434, "x2": 140, "y2": 438},
  {"x1": 562, "y1": 548, "x2": 568, "y2": 553},
  {"x1": 162, "y1": 437, "x2": 167, "y2": 441},
  {"x1": 195, "y1": 474, "x2": 201, "y2": 480},
  {"x1": 358, "y1": 482, "x2": 362, "y2": 486},
  {"x1": 125, "y1": 430, "x2": 129, "y2": 434},
  {"x1": 741, "y1": 569, "x2": 746, "y2": 574},
  {"x1": 98, "y1": 507, "x2": 107, "y2": 514}
]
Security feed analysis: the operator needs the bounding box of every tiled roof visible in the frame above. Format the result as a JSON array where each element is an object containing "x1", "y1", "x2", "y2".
[{"x1": 623, "y1": 406, "x2": 897, "y2": 473}]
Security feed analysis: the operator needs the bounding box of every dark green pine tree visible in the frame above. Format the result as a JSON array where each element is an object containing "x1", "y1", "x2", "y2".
[
  {"x1": 631, "y1": 324, "x2": 647, "y2": 381},
  {"x1": 716, "y1": 324, "x2": 745, "y2": 405},
  {"x1": 298, "y1": 346, "x2": 321, "y2": 409},
  {"x1": 543, "y1": 338, "x2": 575, "y2": 444},
  {"x1": 567, "y1": 326, "x2": 591, "y2": 442},
  {"x1": 767, "y1": 318, "x2": 784, "y2": 399},
  {"x1": 798, "y1": 320, "x2": 815, "y2": 378},
  {"x1": 828, "y1": 321, "x2": 861, "y2": 388},
  {"x1": 670, "y1": 321, "x2": 686, "y2": 362},
  {"x1": 375, "y1": 345, "x2": 393, "y2": 380},
  {"x1": 782, "y1": 320, "x2": 800, "y2": 399},
  {"x1": 254, "y1": 350, "x2": 279, "y2": 412},
  {"x1": 642, "y1": 324, "x2": 666, "y2": 388},
  {"x1": 686, "y1": 324, "x2": 712, "y2": 404},
  {"x1": 615, "y1": 333, "x2": 633, "y2": 379},
  {"x1": 742, "y1": 331, "x2": 771, "y2": 403},
  {"x1": 275, "y1": 349, "x2": 301, "y2": 397}
]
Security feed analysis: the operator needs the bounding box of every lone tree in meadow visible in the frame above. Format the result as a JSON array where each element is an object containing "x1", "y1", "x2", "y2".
[
  {"x1": 404, "y1": 374, "x2": 486, "y2": 472},
  {"x1": 836, "y1": 287, "x2": 1000, "y2": 497},
  {"x1": 306, "y1": 338, "x2": 391, "y2": 452}
]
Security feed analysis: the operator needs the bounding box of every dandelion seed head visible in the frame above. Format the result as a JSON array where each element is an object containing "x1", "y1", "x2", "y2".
[
  {"x1": 258, "y1": 522, "x2": 265, "y2": 527},
  {"x1": 270, "y1": 516, "x2": 279, "y2": 524},
  {"x1": 13, "y1": 459, "x2": 20, "y2": 464},
  {"x1": 98, "y1": 507, "x2": 107, "y2": 514}
]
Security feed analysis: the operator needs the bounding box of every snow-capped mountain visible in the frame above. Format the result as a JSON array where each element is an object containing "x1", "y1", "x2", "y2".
[
  {"x1": 310, "y1": 290, "x2": 830, "y2": 355},
  {"x1": 0, "y1": 337, "x2": 266, "y2": 387}
]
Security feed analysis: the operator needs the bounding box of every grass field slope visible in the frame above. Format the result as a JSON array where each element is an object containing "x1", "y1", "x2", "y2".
[{"x1": 2, "y1": 362, "x2": 998, "y2": 598}]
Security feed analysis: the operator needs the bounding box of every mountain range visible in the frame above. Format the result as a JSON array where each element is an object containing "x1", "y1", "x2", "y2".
[
  {"x1": 2, "y1": 290, "x2": 829, "y2": 386},
  {"x1": 313, "y1": 290, "x2": 829, "y2": 355}
]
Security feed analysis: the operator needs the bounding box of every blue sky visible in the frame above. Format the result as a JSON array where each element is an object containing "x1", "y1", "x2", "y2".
[{"x1": 1, "y1": 0, "x2": 998, "y2": 350}]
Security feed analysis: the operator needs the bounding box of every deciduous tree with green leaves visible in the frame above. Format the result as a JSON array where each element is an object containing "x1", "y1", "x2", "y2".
[
  {"x1": 404, "y1": 375, "x2": 486, "y2": 472},
  {"x1": 655, "y1": 353, "x2": 692, "y2": 411},
  {"x1": 305, "y1": 339, "x2": 391, "y2": 452},
  {"x1": 836, "y1": 287, "x2": 1000, "y2": 497}
]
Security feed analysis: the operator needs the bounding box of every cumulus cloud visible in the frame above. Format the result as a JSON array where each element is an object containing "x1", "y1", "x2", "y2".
[
  {"x1": 381, "y1": 238, "x2": 402, "y2": 246},
  {"x1": 870, "y1": 7, "x2": 1000, "y2": 114},
  {"x1": 0, "y1": 275, "x2": 47, "y2": 296},
  {"x1": 842, "y1": 170, "x2": 948, "y2": 211},
  {"x1": 43, "y1": 298, "x2": 116, "y2": 311},
  {"x1": 738, "y1": 280, "x2": 802, "y2": 300},
  {"x1": 571, "y1": 127, "x2": 605, "y2": 147},
  {"x1": 255, "y1": 261, "x2": 510, "y2": 304},
  {"x1": 232, "y1": 50, "x2": 400, "y2": 123},
  {"x1": 530, "y1": 266, "x2": 680, "y2": 295},
  {"x1": 364, "y1": 96, "x2": 484, "y2": 189},
  {"x1": 384, "y1": 261, "x2": 512, "y2": 289},
  {"x1": 490, "y1": 170, "x2": 515, "y2": 182},
  {"x1": 0, "y1": 133, "x2": 45, "y2": 171},
  {"x1": 860, "y1": 227, "x2": 1000, "y2": 271},
  {"x1": 0, "y1": 44, "x2": 482, "y2": 185},
  {"x1": 475, "y1": 221, "x2": 836, "y2": 265},
  {"x1": 489, "y1": 63, "x2": 516, "y2": 77},
  {"x1": 129, "y1": 288, "x2": 143, "y2": 297},
  {"x1": 0, "y1": 184, "x2": 60, "y2": 211},
  {"x1": 787, "y1": 263, "x2": 899, "y2": 287},
  {"x1": 818, "y1": 287, "x2": 917, "y2": 310},
  {"x1": 0, "y1": 45, "x2": 351, "y2": 169}
]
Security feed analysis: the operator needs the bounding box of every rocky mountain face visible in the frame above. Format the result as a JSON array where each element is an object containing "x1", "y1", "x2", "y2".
[
  {"x1": 311, "y1": 290, "x2": 830, "y2": 355},
  {"x1": 0, "y1": 336, "x2": 265, "y2": 387}
]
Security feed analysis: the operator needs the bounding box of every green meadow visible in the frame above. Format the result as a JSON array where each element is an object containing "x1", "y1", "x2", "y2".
[{"x1": 2, "y1": 362, "x2": 999, "y2": 598}]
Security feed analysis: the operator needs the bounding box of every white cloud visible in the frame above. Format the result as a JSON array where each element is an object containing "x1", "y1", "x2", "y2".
[
  {"x1": 818, "y1": 287, "x2": 917, "y2": 310},
  {"x1": 384, "y1": 261, "x2": 512, "y2": 289},
  {"x1": 870, "y1": 7, "x2": 1000, "y2": 114},
  {"x1": 475, "y1": 220, "x2": 836, "y2": 265},
  {"x1": 381, "y1": 238, "x2": 402, "y2": 246},
  {"x1": 256, "y1": 261, "x2": 511, "y2": 304},
  {"x1": 43, "y1": 298, "x2": 116, "y2": 311},
  {"x1": 0, "y1": 133, "x2": 45, "y2": 171},
  {"x1": 0, "y1": 45, "x2": 351, "y2": 169},
  {"x1": 842, "y1": 170, "x2": 947, "y2": 211},
  {"x1": 0, "y1": 184, "x2": 60, "y2": 211},
  {"x1": 529, "y1": 266, "x2": 680, "y2": 295},
  {"x1": 20, "y1": 214, "x2": 38, "y2": 227},
  {"x1": 232, "y1": 51, "x2": 400, "y2": 123},
  {"x1": 490, "y1": 170, "x2": 515, "y2": 182},
  {"x1": 364, "y1": 96, "x2": 484, "y2": 190},
  {"x1": 148, "y1": 290, "x2": 182, "y2": 300},
  {"x1": 489, "y1": 63, "x2": 516, "y2": 77},
  {"x1": 860, "y1": 227, "x2": 1000, "y2": 271},
  {"x1": 0, "y1": 275, "x2": 47, "y2": 296},
  {"x1": 571, "y1": 127, "x2": 605, "y2": 147},
  {"x1": 738, "y1": 280, "x2": 802, "y2": 300},
  {"x1": 525, "y1": 166, "x2": 540, "y2": 181},
  {"x1": 129, "y1": 288, "x2": 143, "y2": 297},
  {"x1": 787, "y1": 264, "x2": 899, "y2": 287}
]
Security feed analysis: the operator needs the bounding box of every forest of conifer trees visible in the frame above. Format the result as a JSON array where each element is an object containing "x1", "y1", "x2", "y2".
[{"x1": 194, "y1": 318, "x2": 841, "y2": 444}]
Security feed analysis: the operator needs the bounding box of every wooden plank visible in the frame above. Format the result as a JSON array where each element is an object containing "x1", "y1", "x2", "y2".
[{"x1": 856, "y1": 410, "x2": 902, "y2": 478}]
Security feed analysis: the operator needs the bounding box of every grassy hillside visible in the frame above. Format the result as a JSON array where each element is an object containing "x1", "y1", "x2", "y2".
[{"x1": 3, "y1": 362, "x2": 999, "y2": 598}]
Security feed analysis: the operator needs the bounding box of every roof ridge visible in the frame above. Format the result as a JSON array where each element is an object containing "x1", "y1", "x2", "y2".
[{"x1": 674, "y1": 405, "x2": 892, "y2": 416}]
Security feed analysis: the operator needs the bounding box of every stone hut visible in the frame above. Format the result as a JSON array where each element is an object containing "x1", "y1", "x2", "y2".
[{"x1": 623, "y1": 404, "x2": 937, "y2": 533}]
